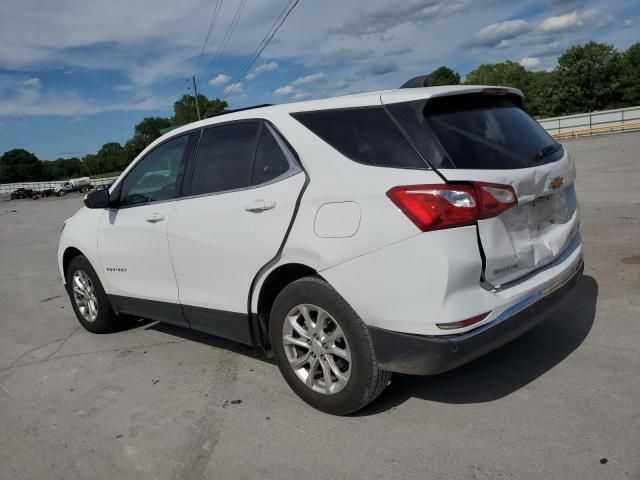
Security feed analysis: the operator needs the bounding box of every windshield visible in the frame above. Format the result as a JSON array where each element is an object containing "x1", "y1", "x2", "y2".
[{"x1": 387, "y1": 94, "x2": 563, "y2": 169}]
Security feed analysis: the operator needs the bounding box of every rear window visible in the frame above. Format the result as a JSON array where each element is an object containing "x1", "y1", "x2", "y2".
[
  {"x1": 387, "y1": 94, "x2": 563, "y2": 170},
  {"x1": 291, "y1": 107, "x2": 428, "y2": 169}
]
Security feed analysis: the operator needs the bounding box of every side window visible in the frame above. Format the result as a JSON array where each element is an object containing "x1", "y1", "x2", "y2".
[
  {"x1": 190, "y1": 123, "x2": 260, "y2": 196},
  {"x1": 291, "y1": 107, "x2": 429, "y2": 169},
  {"x1": 119, "y1": 135, "x2": 189, "y2": 207},
  {"x1": 251, "y1": 125, "x2": 294, "y2": 185}
]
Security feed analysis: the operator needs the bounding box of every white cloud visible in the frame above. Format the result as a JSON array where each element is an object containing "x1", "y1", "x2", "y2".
[
  {"x1": 209, "y1": 73, "x2": 231, "y2": 86},
  {"x1": 472, "y1": 19, "x2": 530, "y2": 47},
  {"x1": 273, "y1": 85, "x2": 295, "y2": 96},
  {"x1": 254, "y1": 61, "x2": 278, "y2": 74},
  {"x1": 0, "y1": 86, "x2": 164, "y2": 117},
  {"x1": 292, "y1": 91, "x2": 311, "y2": 100},
  {"x1": 23, "y1": 77, "x2": 41, "y2": 89},
  {"x1": 223, "y1": 82, "x2": 245, "y2": 97},
  {"x1": 247, "y1": 61, "x2": 279, "y2": 80},
  {"x1": 539, "y1": 9, "x2": 599, "y2": 33},
  {"x1": 519, "y1": 57, "x2": 541, "y2": 70},
  {"x1": 496, "y1": 39, "x2": 511, "y2": 49},
  {"x1": 292, "y1": 73, "x2": 324, "y2": 86}
]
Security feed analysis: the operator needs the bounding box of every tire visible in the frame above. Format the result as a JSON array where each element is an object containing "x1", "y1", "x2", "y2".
[
  {"x1": 81, "y1": 186, "x2": 89, "y2": 193},
  {"x1": 57, "y1": 190, "x2": 66, "y2": 197},
  {"x1": 270, "y1": 276, "x2": 391, "y2": 415},
  {"x1": 65, "y1": 255, "x2": 119, "y2": 334}
]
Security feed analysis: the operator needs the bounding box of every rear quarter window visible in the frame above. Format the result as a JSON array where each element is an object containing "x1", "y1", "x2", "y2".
[{"x1": 291, "y1": 107, "x2": 429, "y2": 169}]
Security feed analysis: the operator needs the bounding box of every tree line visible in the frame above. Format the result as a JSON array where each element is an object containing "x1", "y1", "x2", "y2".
[{"x1": 1, "y1": 41, "x2": 639, "y2": 184}]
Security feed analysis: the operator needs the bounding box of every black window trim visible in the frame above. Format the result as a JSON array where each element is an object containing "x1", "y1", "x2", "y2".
[
  {"x1": 179, "y1": 118, "x2": 302, "y2": 201},
  {"x1": 290, "y1": 105, "x2": 434, "y2": 171},
  {"x1": 110, "y1": 131, "x2": 197, "y2": 210}
]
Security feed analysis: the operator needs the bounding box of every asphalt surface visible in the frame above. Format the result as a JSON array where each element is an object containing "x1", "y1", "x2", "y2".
[{"x1": 1, "y1": 133, "x2": 639, "y2": 480}]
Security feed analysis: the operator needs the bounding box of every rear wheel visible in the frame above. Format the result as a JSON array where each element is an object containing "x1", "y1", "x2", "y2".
[
  {"x1": 270, "y1": 276, "x2": 391, "y2": 415},
  {"x1": 66, "y1": 255, "x2": 119, "y2": 333}
]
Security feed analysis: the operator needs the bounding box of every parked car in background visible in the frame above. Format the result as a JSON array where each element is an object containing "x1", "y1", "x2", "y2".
[
  {"x1": 10, "y1": 188, "x2": 36, "y2": 200},
  {"x1": 59, "y1": 84, "x2": 583, "y2": 415},
  {"x1": 56, "y1": 177, "x2": 92, "y2": 197}
]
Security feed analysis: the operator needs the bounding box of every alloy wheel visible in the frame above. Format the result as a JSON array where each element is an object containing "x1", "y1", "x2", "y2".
[
  {"x1": 282, "y1": 304, "x2": 351, "y2": 395},
  {"x1": 71, "y1": 270, "x2": 99, "y2": 323}
]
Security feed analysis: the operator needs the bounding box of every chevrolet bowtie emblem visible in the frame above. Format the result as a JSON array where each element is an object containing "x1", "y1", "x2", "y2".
[{"x1": 549, "y1": 176, "x2": 565, "y2": 190}]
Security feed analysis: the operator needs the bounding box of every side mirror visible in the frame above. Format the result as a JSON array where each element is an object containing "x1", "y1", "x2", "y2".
[{"x1": 84, "y1": 188, "x2": 111, "y2": 209}]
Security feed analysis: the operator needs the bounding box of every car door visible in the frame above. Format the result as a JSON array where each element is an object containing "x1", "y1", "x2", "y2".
[
  {"x1": 168, "y1": 121, "x2": 305, "y2": 343},
  {"x1": 98, "y1": 133, "x2": 193, "y2": 326}
]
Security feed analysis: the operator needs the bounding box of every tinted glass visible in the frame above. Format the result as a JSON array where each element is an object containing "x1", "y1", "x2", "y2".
[
  {"x1": 120, "y1": 135, "x2": 188, "y2": 207},
  {"x1": 292, "y1": 107, "x2": 428, "y2": 169},
  {"x1": 190, "y1": 123, "x2": 260, "y2": 195},
  {"x1": 251, "y1": 126, "x2": 291, "y2": 185},
  {"x1": 388, "y1": 94, "x2": 563, "y2": 170}
]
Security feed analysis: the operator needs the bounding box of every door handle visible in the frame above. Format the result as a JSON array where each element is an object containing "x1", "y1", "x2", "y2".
[
  {"x1": 244, "y1": 199, "x2": 276, "y2": 213},
  {"x1": 145, "y1": 213, "x2": 165, "y2": 223}
]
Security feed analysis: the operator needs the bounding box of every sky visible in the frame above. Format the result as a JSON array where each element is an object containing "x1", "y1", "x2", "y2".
[{"x1": 0, "y1": 0, "x2": 638, "y2": 160}]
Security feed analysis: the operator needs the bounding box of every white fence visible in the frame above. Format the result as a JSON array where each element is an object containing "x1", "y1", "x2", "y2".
[
  {"x1": 538, "y1": 105, "x2": 640, "y2": 136},
  {"x1": 0, "y1": 176, "x2": 119, "y2": 195}
]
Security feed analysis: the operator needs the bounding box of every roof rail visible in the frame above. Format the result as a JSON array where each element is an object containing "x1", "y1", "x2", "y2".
[{"x1": 204, "y1": 104, "x2": 274, "y2": 118}]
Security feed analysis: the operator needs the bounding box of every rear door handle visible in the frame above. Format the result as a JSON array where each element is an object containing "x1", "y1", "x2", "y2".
[
  {"x1": 145, "y1": 213, "x2": 165, "y2": 223},
  {"x1": 244, "y1": 199, "x2": 276, "y2": 213}
]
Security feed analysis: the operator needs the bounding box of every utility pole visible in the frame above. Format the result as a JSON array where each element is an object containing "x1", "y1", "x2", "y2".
[{"x1": 192, "y1": 75, "x2": 201, "y2": 120}]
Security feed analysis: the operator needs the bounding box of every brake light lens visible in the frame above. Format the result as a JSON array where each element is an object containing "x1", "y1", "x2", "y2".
[{"x1": 386, "y1": 182, "x2": 517, "y2": 232}]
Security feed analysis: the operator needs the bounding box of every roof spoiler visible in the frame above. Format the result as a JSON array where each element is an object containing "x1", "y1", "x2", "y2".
[{"x1": 399, "y1": 75, "x2": 432, "y2": 89}]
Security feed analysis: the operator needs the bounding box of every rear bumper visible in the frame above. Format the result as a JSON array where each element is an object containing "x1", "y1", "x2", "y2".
[{"x1": 369, "y1": 259, "x2": 584, "y2": 375}]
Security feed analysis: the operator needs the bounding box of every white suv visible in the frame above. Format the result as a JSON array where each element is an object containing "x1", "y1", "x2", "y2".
[{"x1": 58, "y1": 85, "x2": 583, "y2": 415}]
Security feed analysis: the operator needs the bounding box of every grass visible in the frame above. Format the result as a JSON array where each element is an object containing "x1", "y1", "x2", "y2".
[{"x1": 90, "y1": 171, "x2": 122, "y2": 179}]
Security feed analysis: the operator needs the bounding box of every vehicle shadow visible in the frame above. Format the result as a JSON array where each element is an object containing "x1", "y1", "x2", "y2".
[
  {"x1": 146, "y1": 322, "x2": 274, "y2": 365},
  {"x1": 355, "y1": 274, "x2": 598, "y2": 416}
]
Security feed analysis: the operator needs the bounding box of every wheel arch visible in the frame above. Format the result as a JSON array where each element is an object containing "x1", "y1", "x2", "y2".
[
  {"x1": 255, "y1": 262, "x2": 320, "y2": 342},
  {"x1": 62, "y1": 246, "x2": 85, "y2": 278}
]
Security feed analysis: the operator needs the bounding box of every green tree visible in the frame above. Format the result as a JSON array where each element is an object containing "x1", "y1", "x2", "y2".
[
  {"x1": 82, "y1": 154, "x2": 100, "y2": 176},
  {"x1": 553, "y1": 42, "x2": 624, "y2": 114},
  {"x1": 171, "y1": 94, "x2": 227, "y2": 126},
  {"x1": 134, "y1": 116, "x2": 172, "y2": 139},
  {"x1": 0, "y1": 149, "x2": 42, "y2": 183},
  {"x1": 526, "y1": 71, "x2": 558, "y2": 117},
  {"x1": 41, "y1": 157, "x2": 85, "y2": 180},
  {"x1": 96, "y1": 142, "x2": 127, "y2": 173},
  {"x1": 428, "y1": 66, "x2": 460, "y2": 86},
  {"x1": 465, "y1": 60, "x2": 531, "y2": 90},
  {"x1": 621, "y1": 43, "x2": 640, "y2": 106}
]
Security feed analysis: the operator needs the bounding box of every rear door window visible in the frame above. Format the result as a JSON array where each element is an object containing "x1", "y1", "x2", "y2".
[
  {"x1": 190, "y1": 123, "x2": 260, "y2": 196},
  {"x1": 291, "y1": 107, "x2": 429, "y2": 169},
  {"x1": 387, "y1": 94, "x2": 563, "y2": 170}
]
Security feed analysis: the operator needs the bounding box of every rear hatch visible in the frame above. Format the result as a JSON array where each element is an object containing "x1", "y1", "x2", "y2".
[{"x1": 384, "y1": 89, "x2": 580, "y2": 287}]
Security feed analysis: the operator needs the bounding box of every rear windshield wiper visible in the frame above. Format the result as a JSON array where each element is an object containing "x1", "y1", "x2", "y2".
[{"x1": 533, "y1": 143, "x2": 563, "y2": 162}]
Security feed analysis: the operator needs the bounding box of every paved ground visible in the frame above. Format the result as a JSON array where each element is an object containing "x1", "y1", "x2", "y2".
[{"x1": 0, "y1": 133, "x2": 639, "y2": 480}]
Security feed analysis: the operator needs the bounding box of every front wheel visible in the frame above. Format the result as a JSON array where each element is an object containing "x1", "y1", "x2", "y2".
[
  {"x1": 57, "y1": 189, "x2": 66, "y2": 197},
  {"x1": 66, "y1": 255, "x2": 119, "y2": 333},
  {"x1": 270, "y1": 276, "x2": 391, "y2": 415}
]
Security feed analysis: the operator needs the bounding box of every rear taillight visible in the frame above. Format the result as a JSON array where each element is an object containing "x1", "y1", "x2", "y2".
[{"x1": 386, "y1": 182, "x2": 517, "y2": 232}]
